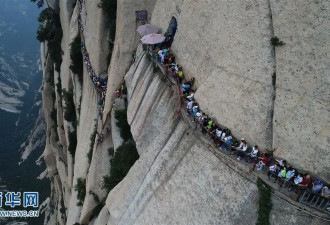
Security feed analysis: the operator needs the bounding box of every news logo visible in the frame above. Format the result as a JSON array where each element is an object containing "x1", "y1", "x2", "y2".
[
  {"x1": 23, "y1": 192, "x2": 39, "y2": 208},
  {"x1": 4, "y1": 192, "x2": 21, "y2": 208},
  {"x1": 0, "y1": 192, "x2": 39, "y2": 218}
]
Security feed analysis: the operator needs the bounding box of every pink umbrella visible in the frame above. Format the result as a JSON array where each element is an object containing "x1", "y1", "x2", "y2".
[
  {"x1": 140, "y1": 33, "x2": 165, "y2": 44},
  {"x1": 137, "y1": 24, "x2": 160, "y2": 36}
]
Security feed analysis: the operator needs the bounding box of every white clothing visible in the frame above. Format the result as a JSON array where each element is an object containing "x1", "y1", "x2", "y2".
[
  {"x1": 238, "y1": 142, "x2": 243, "y2": 149},
  {"x1": 294, "y1": 176, "x2": 303, "y2": 185},
  {"x1": 215, "y1": 129, "x2": 222, "y2": 137},
  {"x1": 286, "y1": 169, "x2": 295, "y2": 179},
  {"x1": 224, "y1": 136, "x2": 232, "y2": 141},
  {"x1": 221, "y1": 132, "x2": 226, "y2": 139},
  {"x1": 276, "y1": 159, "x2": 285, "y2": 167},
  {"x1": 187, "y1": 101, "x2": 193, "y2": 109},
  {"x1": 251, "y1": 147, "x2": 258, "y2": 157},
  {"x1": 187, "y1": 93, "x2": 194, "y2": 101},
  {"x1": 269, "y1": 165, "x2": 277, "y2": 172}
]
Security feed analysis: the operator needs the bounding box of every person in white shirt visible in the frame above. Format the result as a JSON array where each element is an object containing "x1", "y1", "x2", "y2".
[
  {"x1": 215, "y1": 128, "x2": 222, "y2": 138},
  {"x1": 221, "y1": 130, "x2": 226, "y2": 140},
  {"x1": 276, "y1": 159, "x2": 287, "y2": 169},
  {"x1": 278, "y1": 166, "x2": 296, "y2": 187},
  {"x1": 236, "y1": 138, "x2": 245, "y2": 150},
  {"x1": 160, "y1": 52, "x2": 165, "y2": 64},
  {"x1": 245, "y1": 145, "x2": 259, "y2": 162},
  {"x1": 294, "y1": 174, "x2": 303, "y2": 185},
  {"x1": 267, "y1": 164, "x2": 279, "y2": 179},
  {"x1": 186, "y1": 90, "x2": 195, "y2": 101},
  {"x1": 158, "y1": 49, "x2": 163, "y2": 58},
  {"x1": 186, "y1": 100, "x2": 194, "y2": 115},
  {"x1": 236, "y1": 140, "x2": 248, "y2": 159},
  {"x1": 250, "y1": 146, "x2": 259, "y2": 158}
]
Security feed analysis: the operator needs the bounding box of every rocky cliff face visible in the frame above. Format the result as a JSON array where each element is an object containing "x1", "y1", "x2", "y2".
[{"x1": 40, "y1": 0, "x2": 330, "y2": 225}]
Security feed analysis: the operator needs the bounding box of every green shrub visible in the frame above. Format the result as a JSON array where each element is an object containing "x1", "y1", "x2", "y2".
[
  {"x1": 98, "y1": 0, "x2": 117, "y2": 64},
  {"x1": 47, "y1": 67, "x2": 55, "y2": 86},
  {"x1": 50, "y1": 109, "x2": 59, "y2": 142},
  {"x1": 37, "y1": 22, "x2": 52, "y2": 42},
  {"x1": 30, "y1": 0, "x2": 45, "y2": 8},
  {"x1": 59, "y1": 199, "x2": 66, "y2": 214},
  {"x1": 89, "y1": 202, "x2": 104, "y2": 221},
  {"x1": 98, "y1": 0, "x2": 117, "y2": 20},
  {"x1": 56, "y1": 75, "x2": 62, "y2": 97},
  {"x1": 87, "y1": 127, "x2": 97, "y2": 163},
  {"x1": 272, "y1": 72, "x2": 276, "y2": 87},
  {"x1": 36, "y1": 8, "x2": 54, "y2": 41},
  {"x1": 60, "y1": 206, "x2": 65, "y2": 214},
  {"x1": 74, "y1": 178, "x2": 86, "y2": 206},
  {"x1": 62, "y1": 89, "x2": 76, "y2": 124},
  {"x1": 68, "y1": 130, "x2": 77, "y2": 156},
  {"x1": 50, "y1": 109, "x2": 57, "y2": 122},
  {"x1": 108, "y1": 147, "x2": 114, "y2": 157},
  {"x1": 271, "y1": 36, "x2": 285, "y2": 46},
  {"x1": 69, "y1": 35, "x2": 83, "y2": 76},
  {"x1": 256, "y1": 178, "x2": 272, "y2": 225},
  {"x1": 89, "y1": 191, "x2": 99, "y2": 203},
  {"x1": 48, "y1": 23, "x2": 63, "y2": 72},
  {"x1": 51, "y1": 90, "x2": 56, "y2": 103},
  {"x1": 103, "y1": 143, "x2": 139, "y2": 192},
  {"x1": 114, "y1": 110, "x2": 132, "y2": 141},
  {"x1": 36, "y1": 7, "x2": 63, "y2": 71}
]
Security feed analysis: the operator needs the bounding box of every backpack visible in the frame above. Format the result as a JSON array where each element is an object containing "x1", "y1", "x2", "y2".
[
  {"x1": 278, "y1": 169, "x2": 286, "y2": 178},
  {"x1": 314, "y1": 179, "x2": 323, "y2": 185}
]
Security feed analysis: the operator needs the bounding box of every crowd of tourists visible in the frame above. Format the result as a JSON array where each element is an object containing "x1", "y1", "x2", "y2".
[
  {"x1": 77, "y1": 0, "x2": 108, "y2": 117},
  {"x1": 145, "y1": 37, "x2": 330, "y2": 211},
  {"x1": 183, "y1": 82, "x2": 330, "y2": 206},
  {"x1": 76, "y1": 1, "x2": 329, "y2": 211}
]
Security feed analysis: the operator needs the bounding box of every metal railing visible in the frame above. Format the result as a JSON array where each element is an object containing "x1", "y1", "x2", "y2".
[{"x1": 299, "y1": 190, "x2": 330, "y2": 213}]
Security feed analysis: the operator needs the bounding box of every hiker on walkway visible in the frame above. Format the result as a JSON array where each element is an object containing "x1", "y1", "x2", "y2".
[
  {"x1": 186, "y1": 90, "x2": 194, "y2": 101},
  {"x1": 220, "y1": 135, "x2": 232, "y2": 151},
  {"x1": 186, "y1": 100, "x2": 194, "y2": 115},
  {"x1": 236, "y1": 140, "x2": 248, "y2": 160},
  {"x1": 201, "y1": 115, "x2": 209, "y2": 134},
  {"x1": 312, "y1": 179, "x2": 324, "y2": 193},
  {"x1": 297, "y1": 174, "x2": 312, "y2": 199},
  {"x1": 256, "y1": 153, "x2": 269, "y2": 171},
  {"x1": 321, "y1": 186, "x2": 330, "y2": 199}
]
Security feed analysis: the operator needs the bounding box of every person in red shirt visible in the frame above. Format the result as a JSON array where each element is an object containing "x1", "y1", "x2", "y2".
[
  {"x1": 299, "y1": 175, "x2": 312, "y2": 187},
  {"x1": 297, "y1": 174, "x2": 312, "y2": 200},
  {"x1": 256, "y1": 153, "x2": 269, "y2": 171}
]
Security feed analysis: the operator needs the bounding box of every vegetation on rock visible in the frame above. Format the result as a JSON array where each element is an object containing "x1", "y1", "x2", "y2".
[
  {"x1": 87, "y1": 126, "x2": 97, "y2": 164},
  {"x1": 89, "y1": 202, "x2": 105, "y2": 221},
  {"x1": 103, "y1": 143, "x2": 139, "y2": 192},
  {"x1": 68, "y1": 130, "x2": 77, "y2": 156},
  {"x1": 115, "y1": 110, "x2": 132, "y2": 141},
  {"x1": 98, "y1": 0, "x2": 117, "y2": 65},
  {"x1": 69, "y1": 35, "x2": 84, "y2": 77},
  {"x1": 108, "y1": 147, "x2": 114, "y2": 157},
  {"x1": 271, "y1": 36, "x2": 285, "y2": 46},
  {"x1": 30, "y1": 0, "x2": 45, "y2": 8},
  {"x1": 256, "y1": 178, "x2": 272, "y2": 225},
  {"x1": 62, "y1": 89, "x2": 76, "y2": 124},
  {"x1": 74, "y1": 178, "x2": 86, "y2": 206},
  {"x1": 36, "y1": 7, "x2": 63, "y2": 71},
  {"x1": 50, "y1": 109, "x2": 59, "y2": 141},
  {"x1": 272, "y1": 72, "x2": 276, "y2": 87}
]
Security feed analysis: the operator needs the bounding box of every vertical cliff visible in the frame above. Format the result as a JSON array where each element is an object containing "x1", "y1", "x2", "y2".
[{"x1": 39, "y1": 0, "x2": 330, "y2": 224}]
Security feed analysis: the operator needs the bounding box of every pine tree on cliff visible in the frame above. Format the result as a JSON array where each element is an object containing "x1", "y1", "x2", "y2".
[{"x1": 30, "y1": 0, "x2": 45, "y2": 8}]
